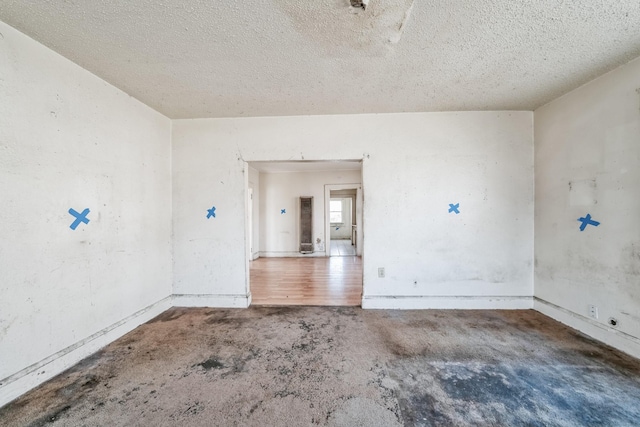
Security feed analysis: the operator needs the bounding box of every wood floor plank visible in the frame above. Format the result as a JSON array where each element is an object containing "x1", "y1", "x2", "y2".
[{"x1": 250, "y1": 256, "x2": 363, "y2": 306}]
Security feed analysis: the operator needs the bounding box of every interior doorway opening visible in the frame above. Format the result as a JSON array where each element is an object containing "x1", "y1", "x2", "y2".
[
  {"x1": 329, "y1": 191, "x2": 356, "y2": 257},
  {"x1": 245, "y1": 160, "x2": 364, "y2": 306},
  {"x1": 325, "y1": 184, "x2": 362, "y2": 258}
]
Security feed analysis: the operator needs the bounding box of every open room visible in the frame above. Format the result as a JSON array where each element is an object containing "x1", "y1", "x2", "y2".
[
  {"x1": 248, "y1": 161, "x2": 364, "y2": 307},
  {"x1": 1, "y1": 1, "x2": 639, "y2": 426}
]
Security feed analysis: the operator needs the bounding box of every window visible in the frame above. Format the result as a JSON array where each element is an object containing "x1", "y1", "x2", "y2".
[{"x1": 330, "y1": 200, "x2": 342, "y2": 223}]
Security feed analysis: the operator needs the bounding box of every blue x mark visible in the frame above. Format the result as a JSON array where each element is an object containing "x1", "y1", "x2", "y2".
[
  {"x1": 578, "y1": 213, "x2": 599, "y2": 231},
  {"x1": 207, "y1": 206, "x2": 216, "y2": 219},
  {"x1": 448, "y1": 203, "x2": 460, "y2": 214},
  {"x1": 69, "y1": 208, "x2": 90, "y2": 230},
  {"x1": 281, "y1": 209, "x2": 286, "y2": 214}
]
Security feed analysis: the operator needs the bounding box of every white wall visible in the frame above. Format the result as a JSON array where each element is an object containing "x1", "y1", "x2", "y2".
[
  {"x1": 258, "y1": 170, "x2": 361, "y2": 256},
  {"x1": 534, "y1": 56, "x2": 640, "y2": 358},
  {"x1": 0, "y1": 22, "x2": 173, "y2": 405},
  {"x1": 248, "y1": 166, "x2": 260, "y2": 260},
  {"x1": 172, "y1": 112, "x2": 534, "y2": 308}
]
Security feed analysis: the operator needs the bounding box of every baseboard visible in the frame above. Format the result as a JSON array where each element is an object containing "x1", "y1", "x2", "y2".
[
  {"x1": 534, "y1": 297, "x2": 640, "y2": 359},
  {"x1": 361, "y1": 295, "x2": 533, "y2": 310},
  {"x1": 173, "y1": 293, "x2": 251, "y2": 308},
  {"x1": 0, "y1": 296, "x2": 172, "y2": 408},
  {"x1": 259, "y1": 251, "x2": 326, "y2": 258}
]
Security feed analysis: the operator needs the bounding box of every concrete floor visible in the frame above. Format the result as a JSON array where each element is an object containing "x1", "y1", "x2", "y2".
[{"x1": 1, "y1": 308, "x2": 639, "y2": 426}]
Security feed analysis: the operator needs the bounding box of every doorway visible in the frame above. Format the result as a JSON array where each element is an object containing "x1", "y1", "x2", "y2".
[
  {"x1": 245, "y1": 161, "x2": 364, "y2": 306},
  {"x1": 325, "y1": 184, "x2": 362, "y2": 258},
  {"x1": 329, "y1": 193, "x2": 356, "y2": 256},
  {"x1": 248, "y1": 187, "x2": 253, "y2": 258}
]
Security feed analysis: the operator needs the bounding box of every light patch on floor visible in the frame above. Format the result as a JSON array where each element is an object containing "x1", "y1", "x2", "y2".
[{"x1": 330, "y1": 239, "x2": 356, "y2": 257}]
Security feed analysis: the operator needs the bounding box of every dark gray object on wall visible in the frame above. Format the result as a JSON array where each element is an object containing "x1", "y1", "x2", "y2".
[{"x1": 300, "y1": 196, "x2": 313, "y2": 254}]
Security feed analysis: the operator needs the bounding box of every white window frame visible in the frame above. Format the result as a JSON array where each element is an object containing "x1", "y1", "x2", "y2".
[{"x1": 329, "y1": 200, "x2": 343, "y2": 224}]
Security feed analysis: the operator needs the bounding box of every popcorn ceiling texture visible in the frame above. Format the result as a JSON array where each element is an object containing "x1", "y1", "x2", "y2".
[{"x1": 0, "y1": 1, "x2": 639, "y2": 118}]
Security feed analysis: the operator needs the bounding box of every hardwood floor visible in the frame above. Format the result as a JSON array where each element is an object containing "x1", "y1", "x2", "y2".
[{"x1": 250, "y1": 256, "x2": 362, "y2": 306}]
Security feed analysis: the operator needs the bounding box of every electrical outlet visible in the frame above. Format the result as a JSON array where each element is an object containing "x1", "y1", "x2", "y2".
[
  {"x1": 588, "y1": 305, "x2": 598, "y2": 319},
  {"x1": 378, "y1": 267, "x2": 385, "y2": 278}
]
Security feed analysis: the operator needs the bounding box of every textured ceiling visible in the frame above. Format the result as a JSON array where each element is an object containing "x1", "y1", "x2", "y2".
[{"x1": 1, "y1": 1, "x2": 639, "y2": 119}]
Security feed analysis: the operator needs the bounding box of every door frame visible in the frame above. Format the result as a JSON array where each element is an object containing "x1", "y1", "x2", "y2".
[{"x1": 324, "y1": 184, "x2": 363, "y2": 257}]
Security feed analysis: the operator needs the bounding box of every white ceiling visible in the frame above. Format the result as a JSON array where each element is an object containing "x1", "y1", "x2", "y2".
[
  {"x1": 250, "y1": 161, "x2": 362, "y2": 173},
  {"x1": 1, "y1": 1, "x2": 639, "y2": 119}
]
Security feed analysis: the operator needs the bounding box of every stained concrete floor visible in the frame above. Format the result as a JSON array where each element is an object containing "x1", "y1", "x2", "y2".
[{"x1": 2, "y1": 308, "x2": 640, "y2": 426}]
